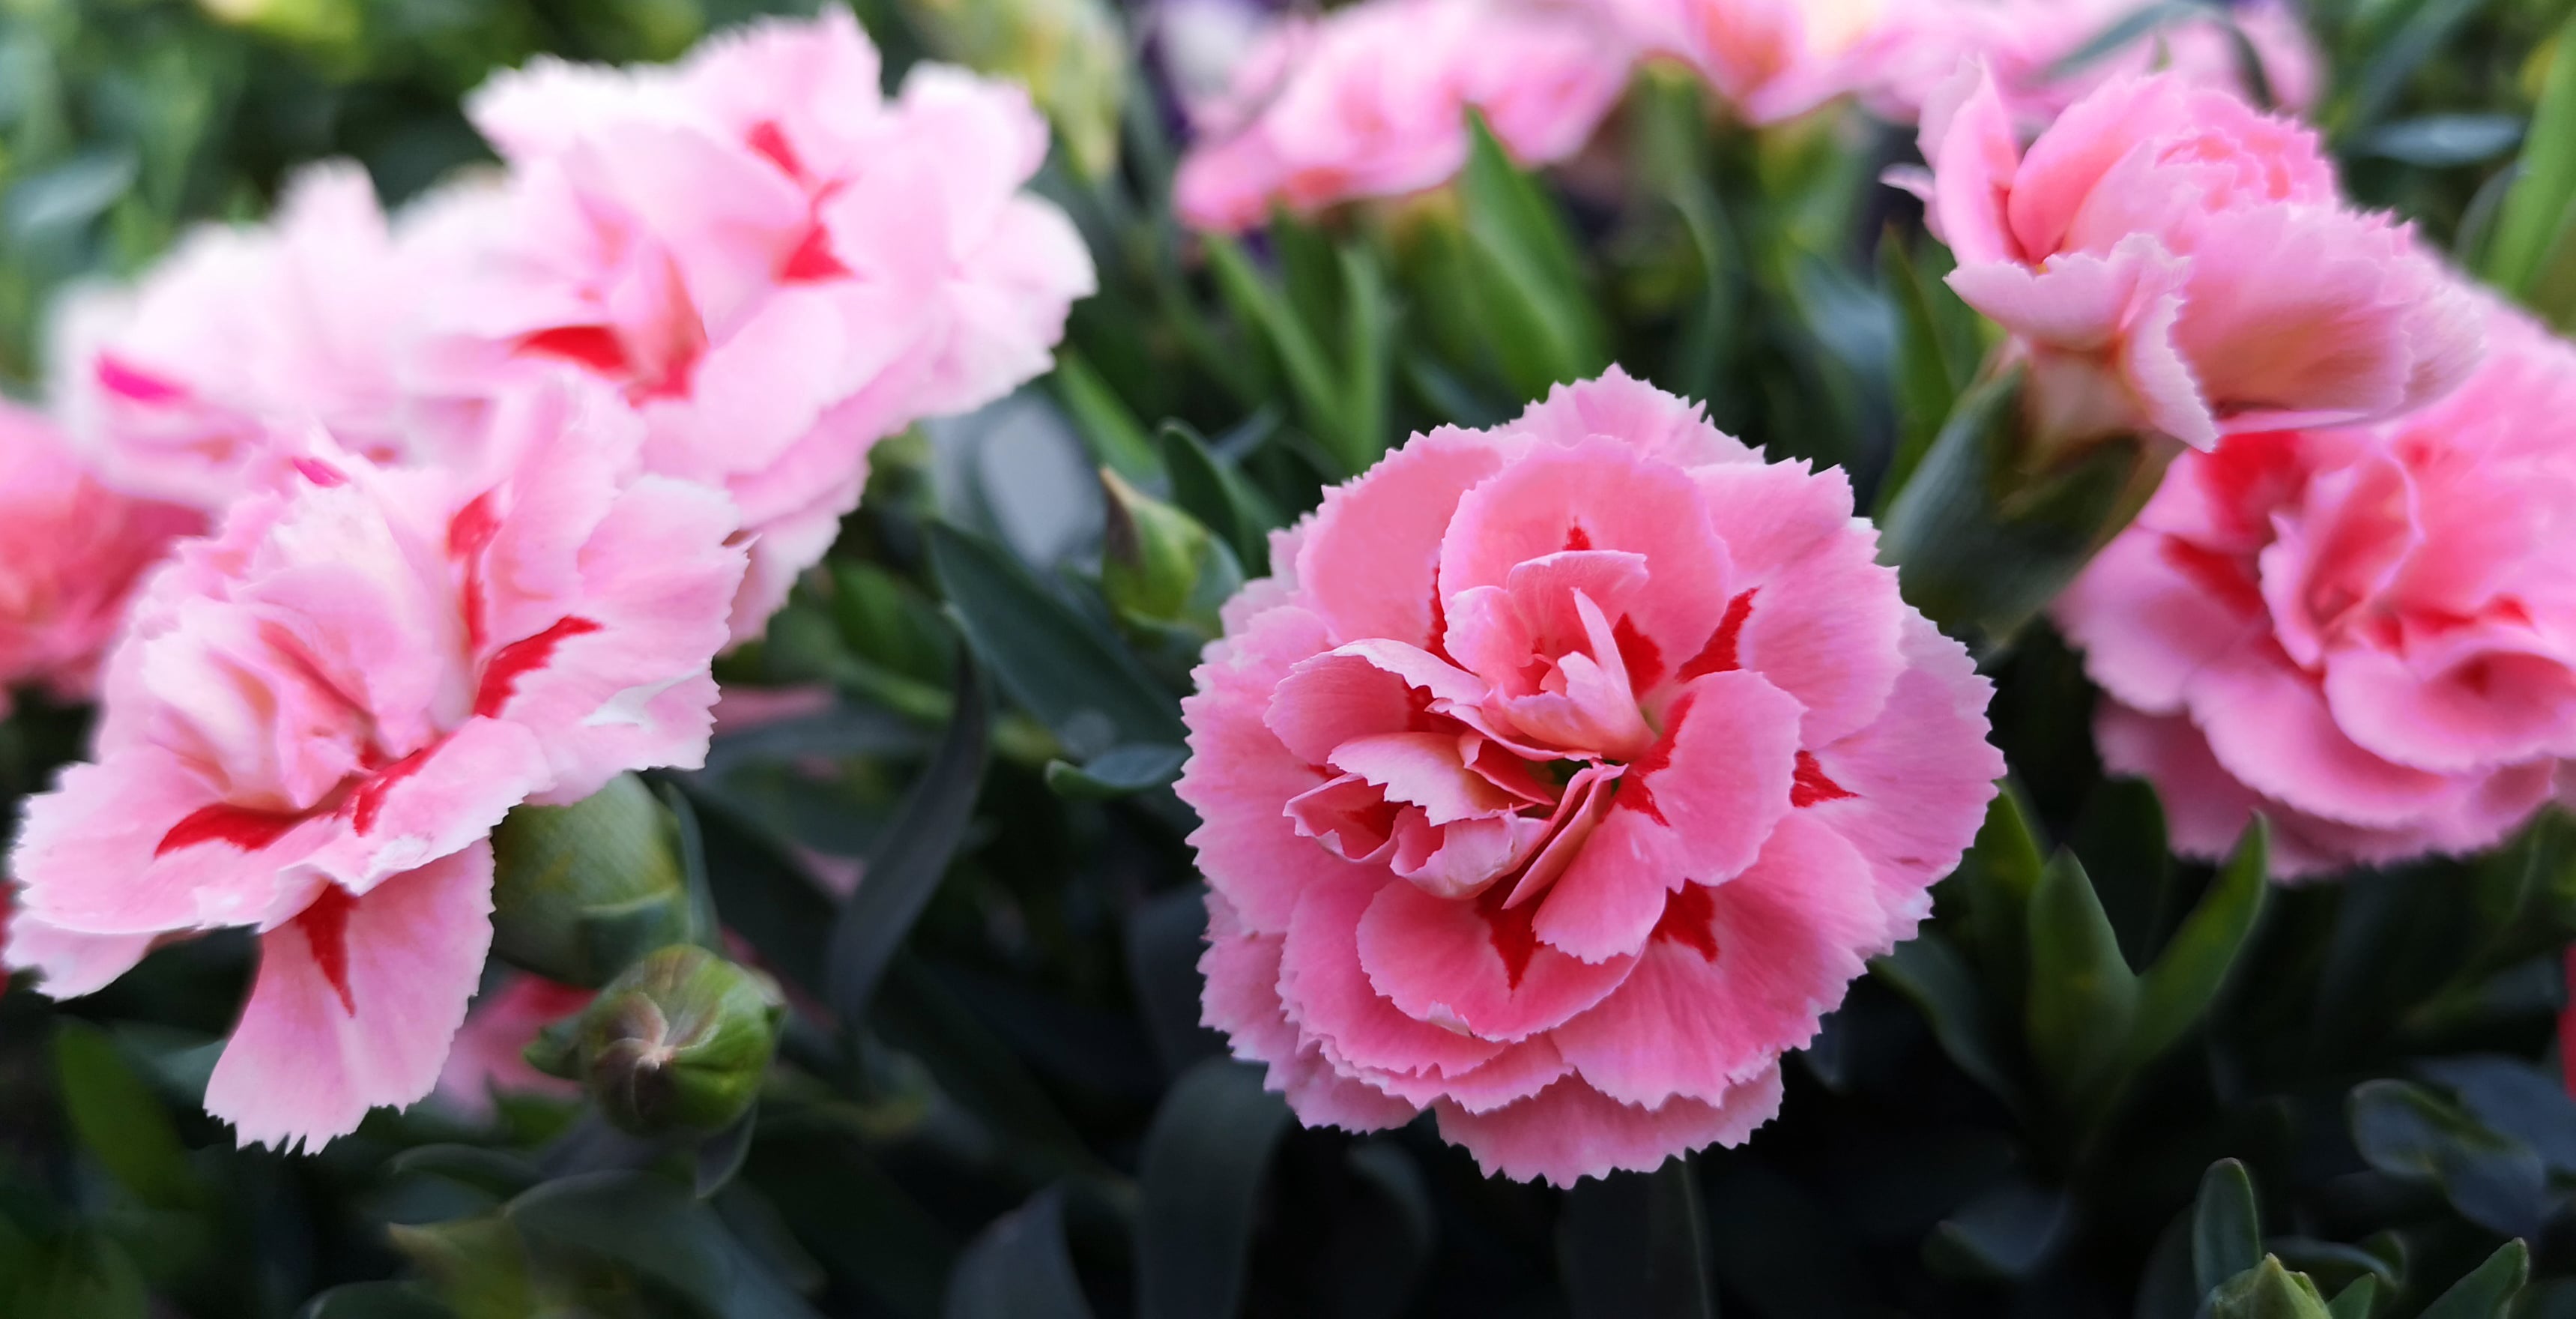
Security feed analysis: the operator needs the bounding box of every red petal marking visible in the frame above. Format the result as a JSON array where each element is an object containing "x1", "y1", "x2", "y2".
[
  {"x1": 778, "y1": 224, "x2": 851, "y2": 282},
  {"x1": 517, "y1": 325, "x2": 632, "y2": 376},
  {"x1": 95, "y1": 355, "x2": 187, "y2": 404},
  {"x1": 1651, "y1": 881, "x2": 1720, "y2": 962},
  {"x1": 1677, "y1": 589, "x2": 1757, "y2": 683},
  {"x1": 1612, "y1": 615, "x2": 1665, "y2": 692},
  {"x1": 1562, "y1": 525, "x2": 1593, "y2": 551},
  {"x1": 1616, "y1": 689, "x2": 1696, "y2": 825},
  {"x1": 1478, "y1": 881, "x2": 1541, "y2": 990},
  {"x1": 475, "y1": 617, "x2": 604, "y2": 719},
  {"x1": 1427, "y1": 582, "x2": 1459, "y2": 664},
  {"x1": 290, "y1": 457, "x2": 346, "y2": 488},
  {"x1": 1790, "y1": 750, "x2": 1855, "y2": 808},
  {"x1": 629, "y1": 333, "x2": 705, "y2": 403},
  {"x1": 746, "y1": 119, "x2": 806, "y2": 181},
  {"x1": 2157, "y1": 537, "x2": 2266, "y2": 615},
  {"x1": 297, "y1": 886, "x2": 360, "y2": 1016},
  {"x1": 348, "y1": 746, "x2": 433, "y2": 836},
  {"x1": 448, "y1": 495, "x2": 501, "y2": 654},
  {"x1": 156, "y1": 803, "x2": 308, "y2": 857}
]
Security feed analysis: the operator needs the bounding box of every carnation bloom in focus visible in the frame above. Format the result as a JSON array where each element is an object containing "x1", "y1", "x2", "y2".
[
  {"x1": 4, "y1": 378, "x2": 745, "y2": 1148},
  {"x1": 1861, "y1": 0, "x2": 2318, "y2": 127},
  {"x1": 1178, "y1": 369, "x2": 2002, "y2": 1184},
  {"x1": 2058, "y1": 305, "x2": 2576, "y2": 879},
  {"x1": 52, "y1": 164, "x2": 438, "y2": 513},
  {"x1": 424, "y1": 8, "x2": 1095, "y2": 639},
  {"x1": 0, "y1": 402, "x2": 200, "y2": 713},
  {"x1": 1918, "y1": 68, "x2": 2480, "y2": 454},
  {"x1": 1171, "y1": 0, "x2": 1631, "y2": 232}
]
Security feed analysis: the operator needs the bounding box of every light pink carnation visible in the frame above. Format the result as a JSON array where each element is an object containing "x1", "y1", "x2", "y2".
[
  {"x1": 421, "y1": 10, "x2": 1093, "y2": 640},
  {"x1": 1862, "y1": 0, "x2": 2318, "y2": 127},
  {"x1": 2058, "y1": 306, "x2": 2576, "y2": 880},
  {"x1": 0, "y1": 402, "x2": 199, "y2": 712},
  {"x1": 435, "y1": 972, "x2": 593, "y2": 1120},
  {"x1": 1177, "y1": 370, "x2": 2002, "y2": 1184},
  {"x1": 1920, "y1": 68, "x2": 2481, "y2": 453},
  {"x1": 52, "y1": 164, "x2": 444, "y2": 513},
  {"x1": 1607, "y1": 0, "x2": 1890, "y2": 124},
  {"x1": 1172, "y1": 0, "x2": 1631, "y2": 232},
  {"x1": 3, "y1": 378, "x2": 746, "y2": 1149}
]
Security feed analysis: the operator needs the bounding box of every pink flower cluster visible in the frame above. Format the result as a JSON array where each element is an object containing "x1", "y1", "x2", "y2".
[
  {"x1": 1862, "y1": 0, "x2": 2318, "y2": 127},
  {"x1": 1179, "y1": 371, "x2": 2002, "y2": 1183},
  {"x1": 2061, "y1": 304, "x2": 2576, "y2": 878},
  {"x1": 1920, "y1": 67, "x2": 2480, "y2": 453},
  {"x1": 4, "y1": 15, "x2": 1091, "y2": 1150}
]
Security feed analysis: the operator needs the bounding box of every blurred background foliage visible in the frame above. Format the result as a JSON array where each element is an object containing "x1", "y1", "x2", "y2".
[{"x1": 13, "y1": 0, "x2": 2576, "y2": 1316}]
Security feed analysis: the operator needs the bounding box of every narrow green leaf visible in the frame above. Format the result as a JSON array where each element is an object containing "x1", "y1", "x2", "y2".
[
  {"x1": 1126, "y1": 884, "x2": 1226, "y2": 1076},
  {"x1": 1950, "y1": 788, "x2": 2048, "y2": 992},
  {"x1": 18, "y1": 1231, "x2": 146, "y2": 1319},
  {"x1": 2023, "y1": 850, "x2": 2139, "y2": 1109},
  {"x1": 1923, "y1": 1180, "x2": 2069, "y2": 1280},
  {"x1": 1203, "y1": 235, "x2": 1352, "y2": 474},
  {"x1": 2326, "y1": 1276, "x2": 2379, "y2": 1319},
  {"x1": 2480, "y1": 10, "x2": 2576, "y2": 297},
  {"x1": 2354, "y1": 114, "x2": 2524, "y2": 166},
  {"x1": 1053, "y1": 350, "x2": 1163, "y2": 489},
  {"x1": 927, "y1": 521, "x2": 1185, "y2": 751},
  {"x1": 507, "y1": 1173, "x2": 731, "y2": 1308},
  {"x1": 52, "y1": 1019, "x2": 199, "y2": 1211},
  {"x1": 1877, "y1": 229, "x2": 1972, "y2": 513},
  {"x1": 296, "y1": 1282, "x2": 451, "y2": 1319},
  {"x1": 945, "y1": 1186, "x2": 1095, "y2": 1319},
  {"x1": 826, "y1": 651, "x2": 991, "y2": 1024},
  {"x1": 1158, "y1": 420, "x2": 1281, "y2": 574},
  {"x1": 2348, "y1": 1080, "x2": 2547, "y2": 1238},
  {"x1": 1455, "y1": 111, "x2": 1609, "y2": 397},
  {"x1": 1871, "y1": 932, "x2": 2026, "y2": 1112},
  {"x1": 2129, "y1": 817, "x2": 2270, "y2": 1069},
  {"x1": 389, "y1": 1144, "x2": 545, "y2": 1198},
  {"x1": 2070, "y1": 776, "x2": 2171, "y2": 966},
  {"x1": 662, "y1": 779, "x2": 725, "y2": 953},
  {"x1": 1044, "y1": 743, "x2": 1187, "y2": 800},
  {"x1": 2046, "y1": 1, "x2": 2217, "y2": 78},
  {"x1": 2416, "y1": 1240, "x2": 2529, "y2": 1319},
  {"x1": 2192, "y1": 1159, "x2": 2263, "y2": 1297},
  {"x1": 1339, "y1": 244, "x2": 1392, "y2": 468},
  {"x1": 1136, "y1": 1058, "x2": 1297, "y2": 1319},
  {"x1": 695, "y1": 1104, "x2": 759, "y2": 1199},
  {"x1": 2339, "y1": 0, "x2": 2499, "y2": 136},
  {"x1": 1561, "y1": 1157, "x2": 1716, "y2": 1318}
]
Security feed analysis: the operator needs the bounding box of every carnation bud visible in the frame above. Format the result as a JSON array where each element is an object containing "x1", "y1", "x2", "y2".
[
  {"x1": 2208, "y1": 1258, "x2": 2332, "y2": 1319},
  {"x1": 1098, "y1": 468, "x2": 1243, "y2": 643},
  {"x1": 569, "y1": 945, "x2": 783, "y2": 1136},
  {"x1": 489, "y1": 775, "x2": 698, "y2": 988},
  {"x1": 899, "y1": 0, "x2": 1128, "y2": 178}
]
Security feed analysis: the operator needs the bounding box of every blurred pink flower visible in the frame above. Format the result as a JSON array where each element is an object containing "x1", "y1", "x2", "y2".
[
  {"x1": 4, "y1": 378, "x2": 745, "y2": 1149},
  {"x1": 435, "y1": 971, "x2": 593, "y2": 1120},
  {"x1": 1178, "y1": 369, "x2": 2001, "y2": 1184},
  {"x1": 1609, "y1": 0, "x2": 1890, "y2": 124},
  {"x1": 2058, "y1": 305, "x2": 2576, "y2": 880},
  {"x1": 0, "y1": 402, "x2": 199, "y2": 713},
  {"x1": 52, "y1": 164, "x2": 450, "y2": 514},
  {"x1": 1920, "y1": 68, "x2": 2479, "y2": 453},
  {"x1": 1173, "y1": 0, "x2": 1631, "y2": 232},
  {"x1": 424, "y1": 10, "x2": 1094, "y2": 641},
  {"x1": 1863, "y1": 0, "x2": 2318, "y2": 127}
]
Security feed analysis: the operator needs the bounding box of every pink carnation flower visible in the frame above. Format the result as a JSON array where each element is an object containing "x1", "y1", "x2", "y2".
[
  {"x1": 1862, "y1": 0, "x2": 2318, "y2": 127},
  {"x1": 0, "y1": 402, "x2": 199, "y2": 713},
  {"x1": 1920, "y1": 68, "x2": 2481, "y2": 453},
  {"x1": 435, "y1": 971, "x2": 593, "y2": 1120},
  {"x1": 424, "y1": 10, "x2": 1094, "y2": 640},
  {"x1": 52, "y1": 164, "x2": 441, "y2": 513},
  {"x1": 2058, "y1": 306, "x2": 2576, "y2": 880},
  {"x1": 1177, "y1": 370, "x2": 2002, "y2": 1184},
  {"x1": 1172, "y1": 0, "x2": 1631, "y2": 233},
  {"x1": 3, "y1": 378, "x2": 746, "y2": 1149},
  {"x1": 1608, "y1": 0, "x2": 1890, "y2": 124}
]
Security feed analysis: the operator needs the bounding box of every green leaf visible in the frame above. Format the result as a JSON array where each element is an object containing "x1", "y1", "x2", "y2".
[
  {"x1": 2347, "y1": 1080, "x2": 2546, "y2": 1238},
  {"x1": 695, "y1": 1105, "x2": 759, "y2": 1199},
  {"x1": 944, "y1": 1186, "x2": 1095, "y2": 1319},
  {"x1": 1158, "y1": 420, "x2": 1282, "y2": 575},
  {"x1": 1876, "y1": 229, "x2": 1978, "y2": 513},
  {"x1": 2022, "y1": 851, "x2": 2139, "y2": 1111},
  {"x1": 2416, "y1": 1240, "x2": 2529, "y2": 1319},
  {"x1": 1950, "y1": 788, "x2": 2048, "y2": 992},
  {"x1": 1203, "y1": 235, "x2": 1354, "y2": 474},
  {"x1": 1044, "y1": 743, "x2": 1186, "y2": 800},
  {"x1": 928, "y1": 521, "x2": 1185, "y2": 752},
  {"x1": 2338, "y1": 0, "x2": 2500, "y2": 136},
  {"x1": 1871, "y1": 932, "x2": 2026, "y2": 1112},
  {"x1": 2416, "y1": 1055, "x2": 2576, "y2": 1174},
  {"x1": 2192, "y1": 1159, "x2": 2262, "y2": 1297},
  {"x1": 1455, "y1": 111, "x2": 1609, "y2": 399},
  {"x1": 296, "y1": 1282, "x2": 453, "y2": 1319},
  {"x1": 1923, "y1": 1180, "x2": 2068, "y2": 1281},
  {"x1": 663, "y1": 780, "x2": 725, "y2": 953},
  {"x1": 388, "y1": 1144, "x2": 545, "y2": 1198},
  {"x1": 507, "y1": 1171, "x2": 823, "y2": 1318},
  {"x1": 1338, "y1": 244, "x2": 1392, "y2": 469},
  {"x1": 2485, "y1": 14, "x2": 2576, "y2": 299},
  {"x1": 2070, "y1": 776, "x2": 2171, "y2": 966},
  {"x1": 17, "y1": 1231, "x2": 146, "y2": 1319},
  {"x1": 2045, "y1": 1, "x2": 2217, "y2": 79},
  {"x1": 1561, "y1": 1157, "x2": 1715, "y2": 1318},
  {"x1": 2209, "y1": 1258, "x2": 2332, "y2": 1319},
  {"x1": 2353, "y1": 114, "x2": 2524, "y2": 166},
  {"x1": 1126, "y1": 884, "x2": 1225, "y2": 1076},
  {"x1": 2326, "y1": 1276, "x2": 2379, "y2": 1319},
  {"x1": 52, "y1": 1019, "x2": 199, "y2": 1211},
  {"x1": 1135, "y1": 1058, "x2": 1297, "y2": 1319},
  {"x1": 2128, "y1": 818, "x2": 2270, "y2": 1069},
  {"x1": 827, "y1": 651, "x2": 991, "y2": 1025},
  {"x1": 1053, "y1": 349, "x2": 1162, "y2": 489}
]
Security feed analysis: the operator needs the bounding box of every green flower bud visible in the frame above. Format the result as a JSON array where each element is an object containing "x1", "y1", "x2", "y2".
[
  {"x1": 572, "y1": 946, "x2": 783, "y2": 1136},
  {"x1": 489, "y1": 775, "x2": 697, "y2": 988},
  {"x1": 2210, "y1": 1258, "x2": 2332, "y2": 1319},
  {"x1": 898, "y1": 0, "x2": 1128, "y2": 178},
  {"x1": 1099, "y1": 468, "x2": 1243, "y2": 643}
]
